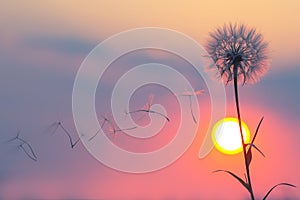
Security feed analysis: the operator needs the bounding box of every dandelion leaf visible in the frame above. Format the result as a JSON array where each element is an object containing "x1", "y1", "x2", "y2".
[
  {"x1": 262, "y1": 183, "x2": 296, "y2": 200},
  {"x1": 213, "y1": 170, "x2": 250, "y2": 192}
]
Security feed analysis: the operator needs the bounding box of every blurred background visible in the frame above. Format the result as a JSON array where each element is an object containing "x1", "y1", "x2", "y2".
[{"x1": 0, "y1": 1, "x2": 299, "y2": 199}]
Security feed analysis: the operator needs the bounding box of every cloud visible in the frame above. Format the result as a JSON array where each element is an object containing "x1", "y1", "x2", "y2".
[
  {"x1": 0, "y1": 29, "x2": 299, "y2": 199},
  {"x1": 22, "y1": 35, "x2": 97, "y2": 56},
  {"x1": 243, "y1": 67, "x2": 300, "y2": 121}
]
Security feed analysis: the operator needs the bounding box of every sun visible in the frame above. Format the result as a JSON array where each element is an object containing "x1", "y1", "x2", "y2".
[{"x1": 212, "y1": 117, "x2": 250, "y2": 155}]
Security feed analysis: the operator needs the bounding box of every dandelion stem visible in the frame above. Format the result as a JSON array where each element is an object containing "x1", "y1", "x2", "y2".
[{"x1": 233, "y1": 63, "x2": 255, "y2": 200}]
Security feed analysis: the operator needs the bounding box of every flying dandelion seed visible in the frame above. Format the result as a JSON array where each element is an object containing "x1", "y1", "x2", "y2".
[
  {"x1": 127, "y1": 94, "x2": 170, "y2": 122},
  {"x1": 206, "y1": 23, "x2": 270, "y2": 84},
  {"x1": 5, "y1": 131, "x2": 38, "y2": 162},
  {"x1": 88, "y1": 114, "x2": 111, "y2": 141},
  {"x1": 48, "y1": 121, "x2": 80, "y2": 149},
  {"x1": 108, "y1": 123, "x2": 137, "y2": 139},
  {"x1": 177, "y1": 89, "x2": 204, "y2": 124}
]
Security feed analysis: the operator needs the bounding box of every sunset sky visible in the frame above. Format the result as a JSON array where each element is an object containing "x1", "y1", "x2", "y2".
[{"x1": 0, "y1": 1, "x2": 299, "y2": 199}]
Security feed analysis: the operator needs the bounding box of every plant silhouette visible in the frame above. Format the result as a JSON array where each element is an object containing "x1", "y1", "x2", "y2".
[{"x1": 206, "y1": 23, "x2": 295, "y2": 200}]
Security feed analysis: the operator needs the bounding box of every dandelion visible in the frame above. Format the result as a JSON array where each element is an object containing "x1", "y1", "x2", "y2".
[
  {"x1": 206, "y1": 23, "x2": 269, "y2": 85},
  {"x1": 206, "y1": 23, "x2": 295, "y2": 200}
]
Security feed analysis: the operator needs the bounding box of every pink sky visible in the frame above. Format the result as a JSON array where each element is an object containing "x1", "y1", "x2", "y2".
[{"x1": 0, "y1": 1, "x2": 299, "y2": 199}]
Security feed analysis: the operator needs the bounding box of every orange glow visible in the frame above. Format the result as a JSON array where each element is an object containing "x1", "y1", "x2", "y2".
[
  {"x1": 1, "y1": 0, "x2": 299, "y2": 64},
  {"x1": 0, "y1": 1, "x2": 299, "y2": 199},
  {"x1": 212, "y1": 117, "x2": 250, "y2": 155}
]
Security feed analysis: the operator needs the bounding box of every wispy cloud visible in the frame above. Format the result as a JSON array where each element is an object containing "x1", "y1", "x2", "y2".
[{"x1": 22, "y1": 35, "x2": 97, "y2": 56}]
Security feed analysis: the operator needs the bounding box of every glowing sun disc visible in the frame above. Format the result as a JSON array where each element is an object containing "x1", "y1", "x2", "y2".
[{"x1": 212, "y1": 117, "x2": 250, "y2": 155}]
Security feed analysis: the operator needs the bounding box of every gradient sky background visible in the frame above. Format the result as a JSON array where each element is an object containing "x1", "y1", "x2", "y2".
[{"x1": 0, "y1": 1, "x2": 300, "y2": 199}]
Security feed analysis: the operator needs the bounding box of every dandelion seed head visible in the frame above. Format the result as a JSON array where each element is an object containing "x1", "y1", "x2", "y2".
[{"x1": 206, "y1": 23, "x2": 270, "y2": 84}]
